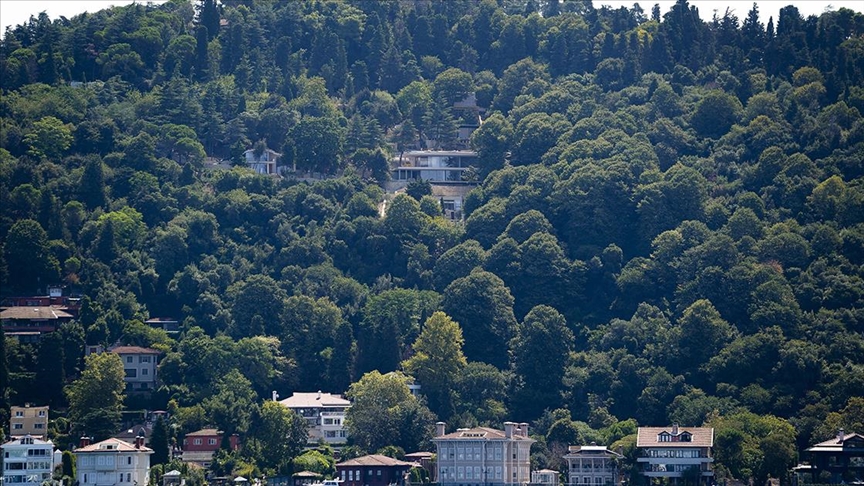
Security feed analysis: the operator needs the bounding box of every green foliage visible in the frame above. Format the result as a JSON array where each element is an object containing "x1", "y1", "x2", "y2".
[
  {"x1": 65, "y1": 353, "x2": 125, "y2": 441},
  {"x1": 403, "y1": 311, "x2": 467, "y2": 417}
]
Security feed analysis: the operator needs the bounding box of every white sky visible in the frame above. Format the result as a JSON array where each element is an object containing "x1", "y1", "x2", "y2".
[{"x1": 2, "y1": 0, "x2": 862, "y2": 34}]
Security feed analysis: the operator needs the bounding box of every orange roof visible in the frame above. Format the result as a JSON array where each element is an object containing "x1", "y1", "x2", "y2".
[{"x1": 637, "y1": 427, "x2": 714, "y2": 448}]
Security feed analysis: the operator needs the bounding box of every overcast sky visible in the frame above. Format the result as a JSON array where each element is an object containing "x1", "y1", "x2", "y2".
[{"x1": 2, "y1": 0, "x2": 863, "y2": 35}]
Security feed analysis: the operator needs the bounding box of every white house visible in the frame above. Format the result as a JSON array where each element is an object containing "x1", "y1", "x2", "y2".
[
  {"x1": 278, "y1": 391, "x2": 350, "y2": 446},
  {"x1": 563, "y1": 444, "x2": 622, "y2": 486},
  {"x1": 75, "y1": 437, "x2": 152, "y2": 486},
  {"x1": 391, "y1": 150, "x2": 478, "y2": 184},
  {"x1": 636, "y1": 425, "x2": 714, "y2": 485},
  {"x1": 110, "y1": 346, "x2": 161, "y2": 392},
  {"x1": 433, "y1": 421, "x2": 535, "y2": 486},
  {"x1": 244, "y1": 148, "x2": 280, "y2": 175},
  {"x1": 1, "y1": 435, "x2": 55, "y2": 486}
]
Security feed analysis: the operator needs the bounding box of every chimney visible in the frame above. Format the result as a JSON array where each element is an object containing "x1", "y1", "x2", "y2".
[
  {"x1": 838, "y1": 429, "x2": 845, "y2": 443},
  {"x1": 135, "y1": 433, "x2": 145, "y2": 449},
  {"x1": 317, "y1": 390, "x2": 322, "y2": 400},
  {"x1": 672, "y1": 424, "x2": 679, "y2": 435},
  {"x1": 436, "y1": 422, "x2": 446, "y2": 437},
  {"x1": 272, "y1": 390, "x2": 279, "y2": 401},
  {"x1": 79, "y1": 436, "x2": 91, "y2": 448},
  {"x1": 504, "y1": 422, "x2": 515, "y2": 439},
  {"x1": 519, "y1": 423, "x2": 529, "y2": 437}
]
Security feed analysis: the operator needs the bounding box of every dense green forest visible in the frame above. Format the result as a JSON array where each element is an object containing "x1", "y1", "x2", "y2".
[{"x1": 2, "y1": 0, "x2": 864, "y2": 482}]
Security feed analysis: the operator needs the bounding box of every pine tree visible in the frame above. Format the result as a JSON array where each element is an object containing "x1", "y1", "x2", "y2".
[{"x1": 150, "y1": 416, "x2": 170, "y2": 465}]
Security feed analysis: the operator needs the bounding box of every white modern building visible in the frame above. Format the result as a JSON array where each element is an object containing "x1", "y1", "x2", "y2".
[
  {"x1": 563, "y1": 444, "x2": 622, "y2": 486},
  {"x1": 391, "y1": 150, "x2": 478, "y2": 184},
  {"x1": 433, "y1": 422, "x2": 535, "y2": 486},
  {"x1": 1, "y1": 435, "x2": 56, "y2": 486},
  {"x1": 110, "y1": 346, "x2": 161, "y2": 392},
  {"x1": 278, "y1": 391, "x2": 351, "y2": 446},
  {"x1": 244, "y1": 148, "x2": 280, "y2": 175},
  {"x1": 636, "y1": 425, "x2": 714, "y2": 485},
  {"x1": 75, "y1": 437, "x2": 152, "y2": 486}
]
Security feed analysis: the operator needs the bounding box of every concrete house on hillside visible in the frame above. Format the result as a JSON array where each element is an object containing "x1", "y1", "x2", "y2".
[
  {"x1": 433, "y1": 421, "x2": 535, "y2": 486},
  {"x1": 244, "y1": 148, "x2": 280, "y2": 175},
  {"x1": 9, "y1": 405, "x2": 49, "y2": 439},
  {"x1": 181, "y1": 429, "x2": 239, "y2": 468},
  {"x1": 110, "y1": 346, "x2": 161, "y2": 392},
  {"x1": 636, "y1": 425, "x2": 714, "y2": 485},
  {"x1": 278, "y1": 391, "x2": 351, "y2": 446},
  {"x1": 0, "y1": 306, "x2": 73, "y2": 342},
  {"x1": 794, "y1": 430, "x2": 864, "y2": 484},
  {"x1": 1, "y1": 435, "x2": 56, "y2": 486},
  {"x1": 563, "y1": 444, "x2": 623, "y2": 486},
  {"x1": 75, "y1": 436, "x2": 152, "y2": 486}
]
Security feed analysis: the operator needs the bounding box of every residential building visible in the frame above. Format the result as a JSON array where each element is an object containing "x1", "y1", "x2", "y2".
[
  {"x1": 336, "y1": 454, "x2": 417, "y2": 486},
  {"x1": 433, "y1": 421, "x2": 535, "y2": 486},
  {"x1": 636, "y1": 425, "x2": 714, "y2": 485},
  {"x1": 74, "y1": 436, "x2": 152, "y2": 486},
  {"x1": 278, "y1": 391, "x2": 350, "y2": 446},
  {"x1": 390, "y1": 151, "x2": 478, "y2": 185},
  {"x1": 1, "y1": 435, "x2": 55, "y2": 486},
  {"x1": 144, "y1": 317, "x2": 180, "y2": 334},
  {"x1": 794, "y1": 430, "x2": 864, "y2": 484},
  {"x1": 1, "y1": 306, "x2": 74, "y2": 342},
  {"x1": 110, "y1": 346, "x2": 161, "y2": 392},
  {"x1": 181, "y1": 429, "x2": 239, "y2": 468},
  {"x1": 531, "y1": 469, "x2": 560, "y2": 486},
  {"x1": 563, "y1": 444, "x2": 622, "y2": 486},
  {"x1": 244, "y1": 148, "x2": 280, "y2": 175},
  {"x1": 9, "y1": 405, "x2": 49, "y2": 439},
  {"x1": 404, "y1": 452, "x2": 435, "y2": 481}
]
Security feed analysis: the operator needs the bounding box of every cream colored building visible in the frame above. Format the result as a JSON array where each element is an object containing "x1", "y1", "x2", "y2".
[
  {"x1": 433, "y1": 422, "x2": 535, "y2": 486},
  {"x1": 75, "y1": 437, "x2": 152, "y2": 486},
  {"x1": 9, "y1": 405, "x2": 49, "y2": 439}
]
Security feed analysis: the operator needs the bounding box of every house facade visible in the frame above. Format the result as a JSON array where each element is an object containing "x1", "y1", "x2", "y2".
[
  {"x1": 278, "y1": 392, "x2": 350, "y2": 445},
  {"x1": 9, "y1": 405, "x2": 49, "y2": 439},
  {"x1": 390, "y1": 151, "x2": 478, "y2": 184},
  {"x1": 1, "y1": 435, "x2": 55, "y2": 486},
  {"x1": 636, "y1": 426, "x2": 714, "y2": 485},
  {"x1": 0, "y1": 306, "x2": 74, "y2": 342},
  {"x1": 110, "y1": 346, "x2": 161, "y2": 392},
  {"x1": 563, "y1": 445, "x2": 622, "y2": 486},
  {"x1": 797, "y1": 430, "x2": 864, "y2": 484},
  {"x1": 74, "y1": 437, "x2": 152, "y2": 486},
  {"x1": 244, "y1": 148, "x2": 280, "y2": 175},
  {"x1": 181, "y1": 429, "x2": 239, "y2": 468},
  {"x1": 433, "y1": 421, "x2": 535, "y2": 486},
  {"x1": 335, "y1": 454, "x2": 416, "y2": 486}
]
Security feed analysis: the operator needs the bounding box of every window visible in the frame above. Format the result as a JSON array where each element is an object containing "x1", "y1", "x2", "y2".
[
  {"x1": 126, "y1": 356, "x2": 133, "y2": 363},
  {"x1": 128, "y1": 457, "x2": 132, "y2": 465},
  {"x1": 341, "y1": 471, "x2": 346, "y2": 481},
  {"x1": 142, "y1": 368, "x2": 149, "y2": 376},
  {"x1": 34, "y1": 423, "x2": 44, "y2": 429},
  {"x1": 37, "y1": 410, "x2": 46, "y2": 417},
  {"x1": 377, "y1": 470, "x2": 382, "y2": 476},
  {"x1": 15, "y1": 411, "x2": 23, "y2": 417},
  {"x1": 209, "y1": 439, "x2": 217, "y2": 445},
  {"x1": 84, "y1": 474, "x2": 88, "y2": 483},
  {"x1": 193, "y1": 439, "x2": 202, "y2": 445},
  {"x1": 125, "y1": 369, "x2": 137, "y2": 378},
  {"x1": 13, "y1": 424, "x2": 22, "y2": 429},
  {"x1": 127, "y1": 474, "x2": 131, "y2": 482},
  {"x1": 140, "y1": 356, "x2": 151, "y2": 363}
]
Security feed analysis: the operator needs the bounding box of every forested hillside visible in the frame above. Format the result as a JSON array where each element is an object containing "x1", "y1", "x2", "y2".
[{"x1": 2, "y1": 0, "x2": 864, "y2": 482}]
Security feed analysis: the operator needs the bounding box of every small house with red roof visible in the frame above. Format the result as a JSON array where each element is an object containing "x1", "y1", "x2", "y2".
[{"x1": 181, "y1": 429, "x2": 239, "y2": 468}]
